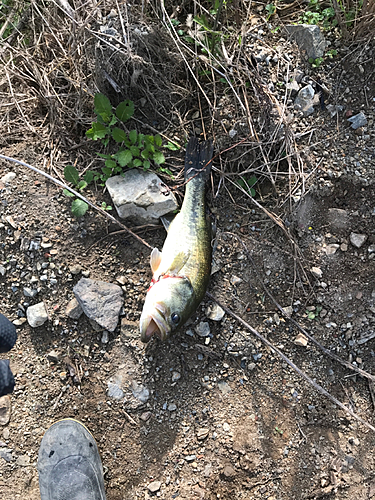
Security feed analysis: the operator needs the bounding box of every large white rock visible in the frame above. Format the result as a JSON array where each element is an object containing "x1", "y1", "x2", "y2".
[
  {"x1": 106, "y1": 170, "x2": 178, "y2": 224},
  {"x1": 27, "y1": 302, "x2": 48, "y2": 328}
]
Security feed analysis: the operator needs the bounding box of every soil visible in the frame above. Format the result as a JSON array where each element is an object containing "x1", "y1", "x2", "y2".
[{"x1": 1, "y1": 4, "x2": 375, "y2": 500}]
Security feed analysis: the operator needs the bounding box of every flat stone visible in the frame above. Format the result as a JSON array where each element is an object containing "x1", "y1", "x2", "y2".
[
  {"x1": 65, "y1": 297, "x2": 83, "y2": 320},
  {"x1": 310, "y1": 267, "x2": 322, "y2": 279},
  {"x1": 1, "y1": 172, "x2": 16, "y2": 183},
  {"x1": 294, "y1": 85, "x2": 315, "y2": 116},
  {"x1": 294, "y1": 333, "x2": 308, "y2": 347},
  {"x1": 73, "y1": 278, "x2": 123, "y2": 332},
  {"x1": 0, "y1": 395, "x2": 11, "y2": 426},
  {"x1": 46, "y1": 350, "x2": 59, "y2": 363},
  {"x1": 223, "y1": 465, "x2": 236, "y2": 478},
  {"x1": 325, "y1": 244, "x2": 340, "y2": 255},
  {"x1": 285, "y1": 24, "x2": 327, "y2": 59},
  {"x1": 16, "y1": 454, "x2": 30, "y2": 466},
  {"x1": 147, "y1": 481, "x2": 161, "y2": 493},
  {"x1": 107, "y1": 382, "x2": 124, "y2": 400},
  {"x1": 197, "y1": 428, "x2": 209, "y2": 440},
  {"x1": 130, "y1": 381, "x2": 150, "y2": 403},
  {"x1": 347, "y1": 112, "x2": 367, "y2": 130},
  {"x1": 26, "y1": 302, "x2": 48, "y2": 328},
  {"x1": 206, "y1": 303, "x2": 225, "y2": 321},
  {"x1": 283, "y1": 306, "x2": 293, "y2": 318},
  {"x1": 328, "y1": 208, "x2": 348, "y2": 231},
  {"x1": 106, "y1": 171, "x2": 178, "y2": 224},
  {"x1": 350, "y1": 232, "x2": 367, "y2": 248},
  {"x1": 195, "y1": 321, "x2": 210, "y2": 337}
]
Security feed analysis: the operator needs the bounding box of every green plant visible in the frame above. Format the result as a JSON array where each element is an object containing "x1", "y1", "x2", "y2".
[
  {"x1": 265, "y1": 3, "x2": 276, "y2": 20},
  {"x1": 308, "y1": 56, "x2": 324, "y2": 68},
  {"x1": 300, "y1": 0, "x2": 336, "y2": 28},
  {"x1": 236, "y1": 175, "x2": 257, "y2": 197},
  {"x1": 63, "y1": 165, "x2": 94, "y2": 217},
  {"x1": 86, "y1": 93, "x2": 166, "y2": 185},
  {"x1": 306, "y1": 305, "x2": 322, "y2": 320},
  {"x1": 325, "y1": 49, "x2": 337, "y2": 58}
]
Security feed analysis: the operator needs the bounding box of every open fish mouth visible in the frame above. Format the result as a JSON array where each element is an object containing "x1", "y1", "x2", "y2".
[{"x1": 140, "y1": 304, "x2": 170, "y2": 343}]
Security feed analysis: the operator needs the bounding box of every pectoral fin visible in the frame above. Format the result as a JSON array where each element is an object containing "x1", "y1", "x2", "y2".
[
  {"x1": 150, "y1": 247, "x2": 162, "y2": 273},
  {"x1": 168, "y1": 251, "x2": 190, "y2": 275}
]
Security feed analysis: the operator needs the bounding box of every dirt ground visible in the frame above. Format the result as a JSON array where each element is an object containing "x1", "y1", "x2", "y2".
[{"x1": 1, "y1": 3, "x2": 375, "y2": 500}]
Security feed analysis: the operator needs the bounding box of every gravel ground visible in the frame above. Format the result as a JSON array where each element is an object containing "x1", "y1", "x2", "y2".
[{"x1": 1, "y1": 9, "x2": 375, "y2": 500}]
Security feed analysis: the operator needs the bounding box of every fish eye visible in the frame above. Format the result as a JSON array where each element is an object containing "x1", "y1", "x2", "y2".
[{"x1": 171, "y1": 313, "x2": 180, "y2": 324}]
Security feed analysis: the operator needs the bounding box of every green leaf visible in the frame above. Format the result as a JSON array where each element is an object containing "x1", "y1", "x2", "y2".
[
  {"x1": 94, "y1": 93, "x2": 112, "y2": 123},
  {"x1": 155, "y1": 134, "x2": 162, "y2": 147},
  {"x1": 129, "y1": 129, "x2": 138, "y2": 144},
  {"x1": 133, "y1": 159, "x2": 142, "y2": 167},
  {"x1": 102, "y1": 167, "x2": 113, "y2": 177},
  {"x1": 77, "y1": 180, "x2": 88, "y2": 191},
  {"x1": 114, "y1": 149, "x2": 133, "y2": 167},
  {"x1": 141, "y1": 149, "x2": 150, "y2": 159},
  {"x1": 105, "y1": 159, "x2": 117, "y2": 169},
  {"x1": 115, "y1": 100, "x2": 134, "y2": 122},
  {"x1": 83, "y1": 171, "x2": 94, "y2": 184},
  {"x1": 64, "y1": 165, "x2": 79, "y2": 185},
  {"x1": 111, "y1": 127, "x2": 128, "y2": 143},
  {"x1": 165, "y1": 141, "x2": 180, "y2": 151},
  {"x1": 130, "y1": 146, "x2": 140, "y2": 156},
  {"x1": 86, "y1": 122, "x2": 108, "y2": 140},
  {"x1": 71, "y1": 199, "x2": 89, "y2": 218},
  {"x1": 143, "y1": 160, "x2": 150, "y2": 170},
  {"x1": 153, "y1": 151, "x2": 165, "y2": 165},
  {"x1": 246, "y1": 176, "x2": 257, "y2": 187},
  {"x1": 63, "y1": 188, "x2": 75, "y2": 198}
]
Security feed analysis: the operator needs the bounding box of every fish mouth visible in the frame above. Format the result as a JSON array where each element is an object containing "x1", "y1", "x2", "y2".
[{"x1": 140, "y1": 304, "x2": 170, "y2": 343}]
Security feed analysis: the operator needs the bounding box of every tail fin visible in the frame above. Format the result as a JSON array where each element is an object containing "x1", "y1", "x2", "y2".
[{"x1": 184, "y1": 137, "x2": 213, "y2": 182}]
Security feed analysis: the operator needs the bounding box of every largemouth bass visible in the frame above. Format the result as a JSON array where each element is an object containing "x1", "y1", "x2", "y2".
[{"x1": 140, "y1": 137, "x2": 214, "y2": 342}]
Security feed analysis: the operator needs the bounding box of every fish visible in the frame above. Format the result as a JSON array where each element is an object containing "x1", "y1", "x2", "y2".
[{"x1": 140, "y1": 137, "x2": 214, "y2": 343}]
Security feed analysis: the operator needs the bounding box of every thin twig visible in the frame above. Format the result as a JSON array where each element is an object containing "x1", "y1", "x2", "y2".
[
  {"x1": 206, "y1": 291, "x2": 375, "y2": 433},
  {"x1": 0, "y1": 154, "x2": 153, "y2": 250}
]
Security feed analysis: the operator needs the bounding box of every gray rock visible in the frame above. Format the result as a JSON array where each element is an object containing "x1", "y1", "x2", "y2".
[
  {"x1": 310, "y1": 267, "x2": 323, "y2": 279},
  {"x1": 23, "y1": 287, "x2": 38, "y2": 298},
  {"x1": 325, "y1": 244, "x2": 340, "y2": 255},
  {"x1": 131, "y1": 381, "x2": 150, "y2": 403},
  {"x1": 16, "y1": 454, "x2": 30, "y2": 466},
  {"x1": 0, "y1": 448, "x2": 12, "y2": 462},
  {"x1": 0, "y1": 265, "x2": 6, "y2": 276},
  {"x1": 65, "y1": 297, "x2": 83, "y2": 320},
  {"x1": 167, "y1": 403, "x2": 177, "y2": 411},
  {"x1": 46, "y1": 350, "x2": 59, "y2": 363},
  {"x1": 195, "y1": 321, "x2": 210, "y2": 337},
  {"x1": 347, "y1": 112, "x2": 367, "y2": 130},
  {"x1": 106, "y1": 171, "x2": 178, "y2": 224},
  {"x1": 107, "y1": 382, "x2": 124, "y2": 400},
  {"x1": 294, "y1": 85, "x2": 315, "y2": 116},
  {"x1": 328, "y1": 208, "x2": 348, "y2": 231},
  {"x1": 206, "y1": 303, "x2": 225, "y2": 321},
  {"x1": 0, "y1": 395, "x2": 11, "y2": 426},
  {"x1": 285, "y1": 24, "x2": 327, "y2": 59},
  {"x1": 101, "y1": 331, "x2": 109, "y2": 343},
  {"x1": 26, "y1": 302, "x2": 48, "y2": 328},
  {"x1": 73, "y1": 278, "x2": 123, "y2": 332},
  {"x1": 1, "y1": 172, "x2": 16, "y2": 183},
  {"x1": 147, "y1": 481, "x2": 161, "y2": 493},
  {"x1": 350, "y1": 232, "x2": 367, "y2": 248},
  {"x1": 286, "y1": 79, "x2": 300, "y2": 94}
]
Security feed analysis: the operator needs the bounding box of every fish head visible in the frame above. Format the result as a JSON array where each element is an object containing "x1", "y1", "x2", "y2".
[{"x1": 140, "y1": 276, "x2": 196, "y2": 343}]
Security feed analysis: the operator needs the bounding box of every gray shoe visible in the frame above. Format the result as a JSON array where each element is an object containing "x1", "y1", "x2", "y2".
[{"x1": 37, "y1": 419, "x2": 106, "y2": 500}]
